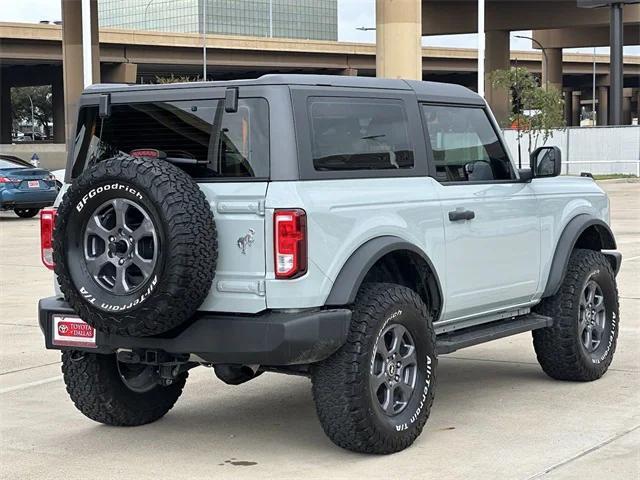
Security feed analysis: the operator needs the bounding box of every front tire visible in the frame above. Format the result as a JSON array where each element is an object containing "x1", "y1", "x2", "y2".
[
  {"x1": 14, "y1": 208, "x2": 39, "y2": 218},
  {"x1": 533, "y1": 249, "x2": 619, "y2": 381},
  {"x1": 62, "y1": 351, "x2": 187, "y2": 426},
  {"x1": 311, "y1": 283, "x2": 437, "y2": 454}
]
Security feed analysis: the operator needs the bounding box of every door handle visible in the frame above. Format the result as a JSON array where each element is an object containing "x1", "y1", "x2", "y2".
[{"x1": 448, "y1": 209, "x2": 475, "y2": 222}]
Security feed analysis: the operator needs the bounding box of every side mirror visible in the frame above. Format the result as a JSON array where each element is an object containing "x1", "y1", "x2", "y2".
[{"x1": 531, "y1": 146, "x2": 561, "y2": 178}]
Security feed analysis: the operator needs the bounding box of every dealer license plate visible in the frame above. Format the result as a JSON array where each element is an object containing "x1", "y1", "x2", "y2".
[
  {"x1": 52, "y1": 315, "x2": 97, "y2": 348},
  {"x1": 28, "y1": 180, "x2": 40, "y2": 188}
]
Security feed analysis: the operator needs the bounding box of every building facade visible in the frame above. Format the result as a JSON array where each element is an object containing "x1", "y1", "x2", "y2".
[{"x1": 98, "y1": 0, "x2": 338, "y2": 40}]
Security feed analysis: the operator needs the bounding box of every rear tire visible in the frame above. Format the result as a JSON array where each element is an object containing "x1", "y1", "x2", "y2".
[
  {"x1": 311, "y1": 283, "x2": 436, "y2": 454},
  {"x1": 533, "y1": 249, "x2": 619, "y2": 381},
  {"x1": 14, "y1": 208, "x2": 39, "y2": 218},
  {"x1": 61, "y1": 351, "x2": 187, "y2": 426}
]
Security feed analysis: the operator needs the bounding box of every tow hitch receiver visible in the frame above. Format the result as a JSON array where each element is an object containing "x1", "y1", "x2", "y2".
[{"x1": 117, "y1": 350, "x2": 192, "y2": 385}]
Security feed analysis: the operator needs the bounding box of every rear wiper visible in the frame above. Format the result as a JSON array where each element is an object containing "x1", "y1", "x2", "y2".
[
  {"x1": 361, "y1": 134, "x2": 386, "y2": 140},
  {"x1": 165, "y1": 157, "x2": 208, "y2": 165}
]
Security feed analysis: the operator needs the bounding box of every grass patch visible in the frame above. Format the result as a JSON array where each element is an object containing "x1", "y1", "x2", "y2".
[{"x1": 593, "y1": 174, "x2": 639, "y2": 181}]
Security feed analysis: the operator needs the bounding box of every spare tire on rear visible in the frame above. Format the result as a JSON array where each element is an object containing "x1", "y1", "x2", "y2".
[{"x1": 54, "y1": 154, "x2": 217, "y2": 337}]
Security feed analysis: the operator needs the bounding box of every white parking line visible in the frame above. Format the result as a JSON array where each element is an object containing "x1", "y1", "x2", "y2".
[
  {"x1": 0, "y1": 376, "x2": 61, "y2": 394},
  {"x1": 624, "y1": 255, "x2": 640, "y2": 262}
]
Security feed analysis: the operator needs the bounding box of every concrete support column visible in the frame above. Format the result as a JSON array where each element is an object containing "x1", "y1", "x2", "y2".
[
  {"x1": 563, "y1": 89, "x2": 573, "y2": 127},
  {"x1": 543, "y1": 48, "x2": 563, "y2": 91},
  {"x1": 52, "y1": 71, "x2": 65, "y2": 143},
  {"x1": 485, "y1": 30, "x2": 510, "y2": 125},
  {"x1": 609, "y1": 3, "x2": 623, "y2": 125},
  {"x1": 0, "y1": 72, "x2": 12, "y2": 144},
  {"x1": 62, "y1": 0, "x2": 100, "y2": 148},
  {"x1": 102, "y1": 63, "x2": 138, "y2": 83},
  {"x1": 571, "y1": 91, "x2": 582, "y2": 127},
  {"x1": 375, "y1": 0, "x2": 422, "y2": 80},
  {"x1": 598, "y1": 86, "x2": 608, "y2": 126}
]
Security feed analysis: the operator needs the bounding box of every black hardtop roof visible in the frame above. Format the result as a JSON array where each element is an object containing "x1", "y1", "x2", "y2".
[{"x1": 85, "y1": 74, "x2": 483, "y2": 104}]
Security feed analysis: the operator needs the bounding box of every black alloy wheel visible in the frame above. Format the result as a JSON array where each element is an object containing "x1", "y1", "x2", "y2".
[
  {"x1": 82, "y1": 198, "x2": 158, "y2": 296},
  {"x1": 370, "y1": 323, "x2": 418, "y2": 416}
]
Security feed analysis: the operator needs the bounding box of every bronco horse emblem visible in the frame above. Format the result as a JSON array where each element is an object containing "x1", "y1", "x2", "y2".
[{"x1": 237, "y1": 228, "x2": 256, "y2": 254}]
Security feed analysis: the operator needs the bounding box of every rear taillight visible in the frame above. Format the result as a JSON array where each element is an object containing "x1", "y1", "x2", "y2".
[
  {"x1": 274, "y1": 209, "x2": 307, "y2": 279},
  {"x1": 40, "y1": 208, "x2": 57, "y2": 270},
  {"x1": 130, "y1": 148, "x2": 160, "y2": 158},
  {"x1": 0, "y1": 176, "x2": 16, "y2": 184}
]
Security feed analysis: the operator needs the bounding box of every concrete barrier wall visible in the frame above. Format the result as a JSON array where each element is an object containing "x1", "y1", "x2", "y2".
[
  {"x1": 0, "y1": 143, "x2": 67, "y2": 171},
  {"x1": 502, "y1": 126, "x2": 640, "y2": 176}
]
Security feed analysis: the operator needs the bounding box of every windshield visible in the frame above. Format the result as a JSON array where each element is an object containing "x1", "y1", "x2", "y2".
[{"x1": 71, "y1": 98, "x2": 269, "y2": 180}]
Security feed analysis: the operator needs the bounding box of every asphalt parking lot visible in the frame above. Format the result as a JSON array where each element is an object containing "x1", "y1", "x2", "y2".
[{"x1": 1, "y1": 180, "x2": 638, "y2": 480}]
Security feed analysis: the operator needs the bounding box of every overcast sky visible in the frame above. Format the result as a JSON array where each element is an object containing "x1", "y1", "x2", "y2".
[{"x1": 2, "y1": 0, "x2": 637, "y2": 54}]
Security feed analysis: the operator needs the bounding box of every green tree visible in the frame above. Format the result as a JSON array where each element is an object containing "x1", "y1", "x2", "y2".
[
  {"x1": 490, "y1": 67, "x2": 565, "y2": 161},
  {"x1": 153, "y1": 74, "x2": 199, "y2": 84},
  {"x1": 10, "y1": 86, "x2": 53, "y2": 139}
]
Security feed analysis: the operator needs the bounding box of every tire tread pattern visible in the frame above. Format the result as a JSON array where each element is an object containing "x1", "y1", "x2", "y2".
[
  {"x1": 54, "y1": 154, "x2": 217, "y2": 337},
  {"x1": 311, "y1": 283, "x2": 436, "y2": 454},
  {"x1": 61, "y1": 351, "x2": 187, "y2": 426},
  {"x1": 533, "y1": 248, "x2": 619, "y2": 381}
]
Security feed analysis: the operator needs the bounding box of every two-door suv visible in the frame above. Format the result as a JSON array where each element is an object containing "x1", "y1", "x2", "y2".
[{"x1": 38, "y1": 75, "x2": 621, "y2": 454}]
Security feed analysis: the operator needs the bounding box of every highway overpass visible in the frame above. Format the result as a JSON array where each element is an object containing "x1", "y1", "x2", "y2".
[{"x1": 1, "y1": 21, "x2": 639, "y2": 144}]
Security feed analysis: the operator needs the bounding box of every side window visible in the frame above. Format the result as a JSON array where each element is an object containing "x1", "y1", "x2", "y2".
[
  {"x1": 422, "y1": 104, "x2": 514, "y2": 182},
  {"x1": 308, "y1": 97, "x2": 414, "y2": 171}
]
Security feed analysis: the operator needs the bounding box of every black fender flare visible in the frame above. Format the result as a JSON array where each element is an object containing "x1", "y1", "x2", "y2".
[
  {"x1": 324, "y1": 236, "x2": 443, "y2": 309},
  {"x1": 543, "y1": 214, "x2": 618, "y2": 298}
]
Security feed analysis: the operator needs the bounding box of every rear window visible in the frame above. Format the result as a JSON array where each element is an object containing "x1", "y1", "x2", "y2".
[
  {"x1": 0, "y1": 158, "x2": 28, "y2": 169},
  {"x1": 71, "y1": 98, "x2": 269, "y2": 180},
  {"x1": 308, "y1": 97, "x2": 414, "y2": 171}
]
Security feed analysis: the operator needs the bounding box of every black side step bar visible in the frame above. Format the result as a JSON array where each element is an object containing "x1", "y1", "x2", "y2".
[{"x1": 436, "y1": 313, "x2": 553, "y2": 355}]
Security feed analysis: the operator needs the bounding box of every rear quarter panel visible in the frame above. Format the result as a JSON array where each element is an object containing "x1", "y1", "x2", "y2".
[{"x1": 265, "y1": 177, "x2": 446, "y2": 309}]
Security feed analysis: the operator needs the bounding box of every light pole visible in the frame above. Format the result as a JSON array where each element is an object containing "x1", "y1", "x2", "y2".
[
  {"x1": 593, "y1": 47, "x2": 597, "y2": 125},
  {"x1": 27, "y1": 94, "x2": 35, "y2": 141},
  {"x1": 269, "y1": 0, "x2": 273, "y2": 38},
  {"x1": 144, "y1": 0, "x2": 154, "y2": 29},
  {"x1": 515, "y1": 35, "x2": 549, "y2": 90},
  {"x1": 477, "y1": 0, "x2": 485, "y2": 97},
  {"x1": 202, "y1": 0, "x2": 207, "y2": 80}
]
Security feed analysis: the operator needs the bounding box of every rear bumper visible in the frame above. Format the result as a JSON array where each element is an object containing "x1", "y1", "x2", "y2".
[
  {"x1": 38, "y1": 296, "x2": 351, "y2": 366},
  {"x1": 0, "y1": 188, "x2": 57, "y2": 210}
]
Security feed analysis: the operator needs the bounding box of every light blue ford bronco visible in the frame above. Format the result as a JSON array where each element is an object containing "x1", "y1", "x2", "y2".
[{"x1": 38, "y1": 75, "x2": 621, "y2": 454}]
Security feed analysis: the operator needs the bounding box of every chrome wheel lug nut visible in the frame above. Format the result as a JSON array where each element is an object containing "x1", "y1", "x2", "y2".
[{"x1": 109, "y1": 236, "x2": 115, "y2": 242}]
